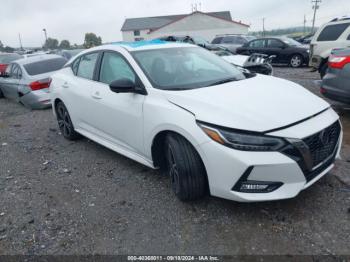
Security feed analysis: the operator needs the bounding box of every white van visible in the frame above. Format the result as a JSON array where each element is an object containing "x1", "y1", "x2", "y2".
[{"x1": 310, "y1": 16, "x2": 350, "y2": 77}]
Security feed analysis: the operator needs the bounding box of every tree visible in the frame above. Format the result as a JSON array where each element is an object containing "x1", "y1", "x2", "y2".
[
  {"x1": 44, "y1": 38, "x2": 59, "y2": 50},
  {"x1": 59, "y1": 40, "x2": 70, "y2": 49},
  {"x1": 3, "y1": 46, "x2": 15, "y2": 53},
  {"x1": 0, "y1": 40, "x2": 4, "y2": 51},
  {"x1": 84, "y1": 33, "x2": 102, "y2": 48}
]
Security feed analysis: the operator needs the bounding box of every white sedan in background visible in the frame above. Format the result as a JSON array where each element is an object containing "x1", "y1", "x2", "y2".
[{"x1": 50, "y1": 41, "x2": 342, "y2": 202}]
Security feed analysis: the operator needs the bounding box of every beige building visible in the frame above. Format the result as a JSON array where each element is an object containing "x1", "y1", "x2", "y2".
[{"x1": 121, "y1": 11, "x2": 249, "y2": 42}]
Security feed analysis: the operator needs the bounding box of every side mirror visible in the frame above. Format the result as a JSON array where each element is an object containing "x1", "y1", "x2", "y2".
[{"x1": 109, "y1": 78, "x2": 137, "y2": 93}]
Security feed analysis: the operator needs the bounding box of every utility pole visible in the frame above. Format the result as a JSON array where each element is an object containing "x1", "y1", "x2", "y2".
[
  {"x1": 18, "y1": 33, "x2": 23, "y2": 51},
  {"x1": 303, "y1": 14, "x2": 307, "y2": 35},
  {"x1": 262, "y1": 18, "x2": 266, "y2": 37},
  {"x1": 311, "y1": 0, "x2": 321, "y2": 33}
]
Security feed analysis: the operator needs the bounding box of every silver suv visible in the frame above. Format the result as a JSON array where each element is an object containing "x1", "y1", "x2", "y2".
[
  {"x1": 211, "y1": 34, "x2": 256, "y2": 54},
  {"x1": 310, "y1": 16, "x2": 350, "y2": 78}
]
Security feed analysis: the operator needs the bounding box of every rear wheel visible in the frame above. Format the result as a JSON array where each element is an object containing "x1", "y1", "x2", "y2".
[
  {"x1": 165, "y1": 134, "x2": 208, "y2": 201},
  {"x1": 320, "y1": 63, "x2": 328, "y2": 79},
  {"x1": 290, "y1": 54, "x2": 303, "y2": 68},
  {"x1": 55, "y1": 101, "x2": 80, "y2": 140}
]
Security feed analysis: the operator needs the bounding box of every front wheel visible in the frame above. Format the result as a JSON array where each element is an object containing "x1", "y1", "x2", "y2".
[
  {"x1": 55, "y1": 101, "x2": 81, "y2": 140},
  {"x1": 290, "y1": 54, "x2": 303, "y2": 68},
  {"x1": 165, "y1": 134, "x2": 208, "y2": 201}
]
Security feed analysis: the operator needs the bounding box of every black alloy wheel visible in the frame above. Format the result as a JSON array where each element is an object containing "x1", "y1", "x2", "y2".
[{"x1": 56, "y1": 102, "x2": 80, "y2": 140}]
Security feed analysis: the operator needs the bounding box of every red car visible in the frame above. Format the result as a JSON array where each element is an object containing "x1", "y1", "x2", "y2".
[{"x1": 0, "y1": 53, "x2": 23, "y2": 75}]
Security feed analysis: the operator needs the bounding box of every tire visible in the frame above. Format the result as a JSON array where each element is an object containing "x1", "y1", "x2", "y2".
[
  {"x1": 320, "y1": 63, "x2": 328, "y2": 79},
  {"x1": 55, "y1": 101, "x2": 81, "y2": 140},
  {"x1": 290, "y1": 54, "x2": 303, "y2": 68},
  {"x1": 0, "y1": 88, "x2": 3, "y2": 98},
  {"x1": 165, "y1": 134, "x2": 208, "y2": 201}
]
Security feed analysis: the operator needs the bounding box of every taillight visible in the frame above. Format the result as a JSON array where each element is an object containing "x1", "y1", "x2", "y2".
[
  {"x1": 0, "y1": 64, "x2": 8, "y2": 74},
  {"x1": 29, "y1": 78, "x2": 52, "y2": 91},
  {"x1": 328, "y1": 55, "x2": 350, "y2": 69}
]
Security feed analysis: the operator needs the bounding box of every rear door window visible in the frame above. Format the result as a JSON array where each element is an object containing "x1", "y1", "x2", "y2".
[
  {"x1": 76, "y1": 53, "x2": 99, "y2": 80},
  {"x1": 249, "y1": 39, "x2": 265, "y2": 48},
  {"x1": 24, "y1": 58, "x2": 67, "y2": 76},
  {"x1": 211, "y1": 37, "x2": 223, "y2": 44},
  {"x1": 317, "y1": 23, "x2": 350, "y2": 41},
  {"x1": 222, "y1": 36, "x2": 236, "y2": 44},
  {"x1": 235, "y1": 37, "x2": 246, "y2": 45},
  {"x1": 11, "y1": 64, "x2": 22, "y2": 79},
  {"x1": 267, "y1": 39, "x2": 285, "y2": 48}
]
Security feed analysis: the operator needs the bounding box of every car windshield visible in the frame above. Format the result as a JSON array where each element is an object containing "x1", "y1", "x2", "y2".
[
  {"x1": 23, "y1": 57, "x2": 67, "y2": 75},
  {"x1": 0, "y1": 54, "x2": 23, "y2": 63},
  {"x1": 245, "y1": 36, "x2": 256, "y2": 42},
  {"x1": 132, "y1": 47, "x2": 247, "y2": 90},
  {"x1": 191, "y1": 36, "x2": 209, "y2": 45},
  {"x1": 281, "y1": 38, "x2": 302, "y2": 46}
]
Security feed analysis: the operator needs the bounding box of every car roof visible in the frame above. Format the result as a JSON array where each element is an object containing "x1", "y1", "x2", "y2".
[
  {"x1": 250, "y1": 36, "x2": 293, "y2": 41},
  {"x1": 329, "y1": 16, "x2": 350, "y2": 23},
  {"x1": 15, "y1": 54, "x2": 65, "y2": 65},
  {"x1": 0, "y1": 53, "x2": 22, "y2": 56},
  {"x1": 80, "y1": 40, "x2": 195, "y2": 53}
]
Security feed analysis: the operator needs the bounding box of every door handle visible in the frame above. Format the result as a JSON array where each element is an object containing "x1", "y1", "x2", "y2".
[
  {"x1": 62, "y1": 82, "x2": 69, "y2": 88},
  {"x1": 92, "y1": 91, "x2": 102, "y2": 100}
]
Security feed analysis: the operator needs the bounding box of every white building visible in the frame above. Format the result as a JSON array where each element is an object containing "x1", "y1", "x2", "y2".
[{"x1": 121, "y1": 11, "x2": 249, "y2": 42}]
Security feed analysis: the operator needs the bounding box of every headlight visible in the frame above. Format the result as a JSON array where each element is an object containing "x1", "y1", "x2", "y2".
[{"x1": 198, "y1": 122, "x2": 286, "y2": 151}]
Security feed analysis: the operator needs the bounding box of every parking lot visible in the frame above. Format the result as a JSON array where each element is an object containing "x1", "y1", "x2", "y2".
[{"x1": 0, "y1": 67, "x2": 349, "y2": 255}]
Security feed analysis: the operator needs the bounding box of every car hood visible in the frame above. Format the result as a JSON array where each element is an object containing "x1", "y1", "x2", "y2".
[
  {"x1": 294, "y1": 45, "x2": 309, "y2": 51},
  {"x1": 221, "y1": 55, "x2": 248, "y2": 66},
  {"x1": 163, "y1": 74, "x2": 329, "y2": 132}
]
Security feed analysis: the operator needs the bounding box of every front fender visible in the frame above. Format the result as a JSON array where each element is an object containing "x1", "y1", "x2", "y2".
[{"x1": 143, "y1": 95, "x2": 210, "y2": 160}]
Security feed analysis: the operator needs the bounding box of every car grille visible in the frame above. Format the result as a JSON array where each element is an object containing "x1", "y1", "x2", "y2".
[
  {"x1": 280, "y1": 120, "x2": 341, "y2": 182},
  {"x1": 303, "y1": 120, "x2": 341, "y2": 168}
]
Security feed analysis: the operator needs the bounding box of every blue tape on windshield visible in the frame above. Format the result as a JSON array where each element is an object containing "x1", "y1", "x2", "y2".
[{"x1": 110, "y1": 39, "x2": 167, "y2": 48}]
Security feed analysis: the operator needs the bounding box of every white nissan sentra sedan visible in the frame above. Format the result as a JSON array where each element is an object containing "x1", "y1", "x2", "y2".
[{"x1": 50, "y1": 40, "x2": 342, "y2": 202}]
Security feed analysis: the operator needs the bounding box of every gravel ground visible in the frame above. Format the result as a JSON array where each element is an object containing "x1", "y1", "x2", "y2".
[{"x1": 0, "y1": 67, "x2": 349, "y2": 256}]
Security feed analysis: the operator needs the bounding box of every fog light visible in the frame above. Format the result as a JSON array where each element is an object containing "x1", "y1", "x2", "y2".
[
  {"x1": 240, "y1": 183, "x2": 269, "y2": 191},
  {"x1": 233, "y1": 180, "x2": 283, "y2": 193},
  {"x1": 232, "y1": 166, "x2": 283, "y2": 193}
]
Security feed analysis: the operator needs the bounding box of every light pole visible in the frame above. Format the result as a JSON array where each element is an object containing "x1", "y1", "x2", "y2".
[
  {"x1": 262, "y1": 18, "x2": 266, "y2": 37},
  {"x1": 42, "y1": 28, "x2": 48, "y2": 48},
  {"x1": 311, "y1": 0, "x2": 321, "y2": 34}
]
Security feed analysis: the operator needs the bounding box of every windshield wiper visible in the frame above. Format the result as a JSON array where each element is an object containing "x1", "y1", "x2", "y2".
[{"x1": 207, "y1": 77, "x2": 237, "y2": 87}]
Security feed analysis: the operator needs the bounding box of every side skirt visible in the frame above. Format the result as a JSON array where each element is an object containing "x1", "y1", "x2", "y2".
[{"x1": 75, "y1": 128, "x2": 156, "y2": 169}]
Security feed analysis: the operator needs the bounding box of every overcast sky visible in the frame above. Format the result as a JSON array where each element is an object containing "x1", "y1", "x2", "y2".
[{"x1": 1, "y1": 0, "x2": 349, "y2": 47}]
